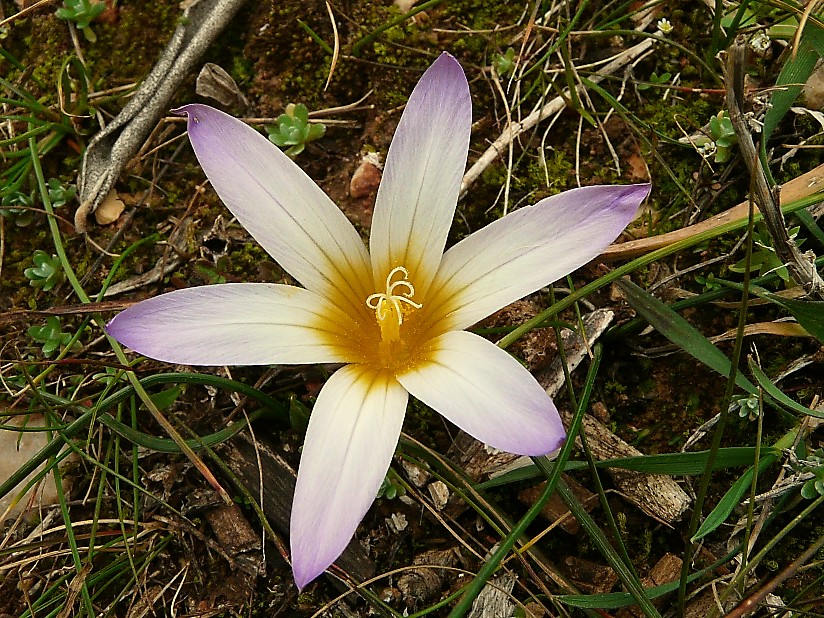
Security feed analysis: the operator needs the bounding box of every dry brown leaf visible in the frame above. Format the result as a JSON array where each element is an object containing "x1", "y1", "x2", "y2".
[
  {"x1": 711, "y1": 321, "x2": 811, "y2": 343},
  {"x1": 94, "y1": 188, "x2": 125, "y2": 225}
]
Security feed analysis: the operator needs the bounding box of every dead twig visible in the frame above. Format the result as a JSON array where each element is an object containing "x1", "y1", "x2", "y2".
[
  {"x1": 601, "y1": 161, "x2": 824, "y2": 261},
  {"x1": 460, "y1": 37, "x2": 655, "y2": 197},
  {"x1": 724, "y1": 41, "x2": 824, "y2": 297}
]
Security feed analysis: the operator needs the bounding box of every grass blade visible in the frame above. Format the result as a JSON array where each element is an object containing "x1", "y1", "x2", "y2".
[{"x1": 616, "y1": 279, "x2": 758, "y2": 395}]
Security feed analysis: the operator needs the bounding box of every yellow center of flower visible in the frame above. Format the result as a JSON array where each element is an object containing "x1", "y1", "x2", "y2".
[{"x1": 365, "y1": 266, "x2": 422, "y2": 344}]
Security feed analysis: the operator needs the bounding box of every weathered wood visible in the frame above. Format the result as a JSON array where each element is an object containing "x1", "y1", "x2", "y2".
[
  {"x1": 203, "y1": 503, "x2": 263, "y2": 577},
  {"x1": 518, "y1": 476, "x2": 596, "y2": 535},
  {"x1": 447, "y1": 309, "x2": 691, "y2": 525},
  {"x1": 540, "y1": 313, "x2": 691, "y2": 524},
  {"x1": 224, "y1": 432, "x2": 375, "y2": 583},
  {"x1": 616, "y1": 553, "x2": 682, "y2": 617}
]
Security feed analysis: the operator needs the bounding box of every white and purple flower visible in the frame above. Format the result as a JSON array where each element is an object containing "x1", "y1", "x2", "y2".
[{"x1": 107, "y1": 52, "x2": 649, "y2": 588}]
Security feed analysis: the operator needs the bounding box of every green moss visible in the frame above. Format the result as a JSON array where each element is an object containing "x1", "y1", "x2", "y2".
[
  {"x1": 226, "y1": 243, "x2": 271, "y2": 278},
  {"x1": 442, "y1": 0, "x2": 522, "y2": 32}
]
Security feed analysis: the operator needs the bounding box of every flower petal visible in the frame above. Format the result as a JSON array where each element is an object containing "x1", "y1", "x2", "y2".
[
  {"x1": 176, "y1": 104, "x2": 372, "y2": 315},
  {"x1": 291, "y1": 365, "x2": 408, "y2": 589},
  {"x1": 427, "y1": 184, "x2": 650, "y2": 330},
  {"x1": 397, "y1": 330, "x2": 565, "y2": 455},
  {"x1": 369, "y1": 52, "x2": 471, "y2": 297},
  {"x1": 106, "y1": 283, "x2": 359, "y2": 365}
]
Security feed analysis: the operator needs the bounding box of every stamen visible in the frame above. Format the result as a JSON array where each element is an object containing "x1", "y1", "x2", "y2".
[{"x1": 366, "y1": 266, "x2": 422, "y2": 326}]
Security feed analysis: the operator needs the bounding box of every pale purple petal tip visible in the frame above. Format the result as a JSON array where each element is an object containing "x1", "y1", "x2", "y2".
[
  {"x1": 429, "y1": 183, "x2": 651, "y2": 330},
  {"x1": 106, "y1": 284, "x2": 351, "y2": 366},
  {"x1": 368, "y1": 51, "x2": 472, "y2": 296},
  {"x1": 603, "y1": 183, "x2": 651, "y2": 220}
]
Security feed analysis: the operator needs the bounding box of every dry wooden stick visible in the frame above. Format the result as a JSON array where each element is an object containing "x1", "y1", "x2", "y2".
[
  {"x1": 601, "y1": 161, "x2": 824, "y2": 262},
  {"x1": 460, "y1": 37, "x2": 656, "y2": 197}
]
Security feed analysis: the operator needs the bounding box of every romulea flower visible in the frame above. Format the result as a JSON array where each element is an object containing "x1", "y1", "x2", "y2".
[{"x1": 107, "y1": 52, "x2": 650, "y2": 589}]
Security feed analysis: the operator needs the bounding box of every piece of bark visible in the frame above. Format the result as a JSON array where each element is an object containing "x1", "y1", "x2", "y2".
[
  {"x1": 538, "y1": 312, "x2": 691, "y2": 524},
  {"x1": 532, "y1": 309, "x2": 615, "y2": 396},
  {"x1": 518, "y1": 475, "x2": 596, "y2": 534},
  {"x1": 447, "y1": 309, "x2": 614, "y2": 482},
  {"x1": 557, "y1": 411, "x2": 691, "y2": 524},
  {"x1": 77, "y1": 0, "x2": 248, "y2": 232},
  {"x1": 467, "y1": 573, "x2": 516, "y2": 618},
  {"x1": 224, "y1": 432, "x2": 374, "y2": 584},
  {"x1": 397, "y1": 547, "x2": 461, "y2": 606},
  {"x1": 204, "y1": 503, "x2": 264, "y2": 577},
  {"x1": 196, "y1": 62, "x2": 249, "y2": 110},
  {"x1": 449, "y1": 307, "x2": 691, "y2": 525},
  {"x1": 617, "y1": 552, "x2": 682, "y2": 617},
  {"x1": 685, "y1": 587, "x2": 735, "y2": 618},
  {"x1": 563, "y1": 556, "x2": 618, "y2": 595}
]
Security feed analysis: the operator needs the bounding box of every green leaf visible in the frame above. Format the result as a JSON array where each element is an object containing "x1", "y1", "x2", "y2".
[
  {"x1": 148, "y1": 386, "x2": 182, "y2": 411},
  {"x1": 748, "y1": 358, "x2": 824, "y2": 419},
  {"x1": 692, "y1": 455, "x2": 776, "y2": 541},
  {"x1": 292, "y1": 103, "x2": 309, "y2": 124},
  {"x1": 27, "y1": 315, "x2": 72, "y2": 356},
  {"x1": 24, "y1": 250, "x2": 63, "y2": 291},
  {"x1": 801, "y1": 479, "x2": 819, "y2": 499},
  {"x1": 266, "y1": 103, "x2": 325, "y2": 157},
  {"x1": 99, "y1": 409, "x2": 264, "y2": 453},
  {"x1": 763, "y1": 21, "x2": 824, "y2": 144},
  {"x1": 692, "y1": 424, "x2": 801, "y2": 540},
  {"x1": 477, "y1": 447, "x2": 770, "y2": 489},
  {"x1": 616, "y1": 279, "x2": 758, "y2": 395},
  {"x1": 767, "y1": 296, "x2": 824, "y2": 342}
]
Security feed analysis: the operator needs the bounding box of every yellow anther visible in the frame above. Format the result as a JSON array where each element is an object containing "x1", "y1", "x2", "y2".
[{"x1": 366, "y1": 266, "x2": 422, "y2": 328}]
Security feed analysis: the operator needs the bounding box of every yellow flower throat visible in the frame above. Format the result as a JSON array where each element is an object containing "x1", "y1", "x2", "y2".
[{"x1": 365, "y1": 266, "x2": 422, "y2": 345}]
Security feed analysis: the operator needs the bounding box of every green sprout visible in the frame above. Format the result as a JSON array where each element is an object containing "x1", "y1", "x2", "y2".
[
  {"x1": 47, "y1": 178, "x2": 77, "y2": 209},
  {"x1": 637, "y1": 71, "x2": 672, "y2": 91},
  {"x1": 266, "y1": 103, "x2": 326, "y2": 157},
  {"x1": 55, "y1": 0, "x2": 106, "y2": 43},
  {"x1": 730, "y1": 222, "x2": 803, "y2": 283},
  {"x1": 28, "y1": 316, "x2": 74, "y2": 357},
  {"x1": 695, "y1": 272, "x2": 722, "y2": 292},
  {"x1": 0, "y1": 191, "x2": 35, "y2": 227},
  {"x1": 494, "y1": 47, "x2": 516, "y2": 75},
  {"x1": 693, "y1": 111, "x2": 738, "y2": 163},
  {"x1": 289, "y1": 394, "x2": 311, "y2": 433},
  {"x1": 735, "y1": 396, "x2": 760, "y2": 420},
  {"x1": 377, "y1": 468, "x2": 407, "y2": 500},
  {"x1": 799, "y1": 451, "x2": 824, "y2": 499},
  {"x1": 24, "y1": 250, "x2": 64, "y2": 292}
]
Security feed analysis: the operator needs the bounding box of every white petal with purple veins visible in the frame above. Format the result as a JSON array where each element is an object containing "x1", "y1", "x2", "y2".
[
  {"x1": 426, "y1": 184, "x2": 650, "y2": 330},
  {"x1": 397, "y1": 330, "x2": 565, "y2": 456},
  {"x1": 290, "y1": 365, "x2": 408, "y2": 589},
  {"x1": 369, "y1": 53, "x2": 472, "y2": 297}
]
